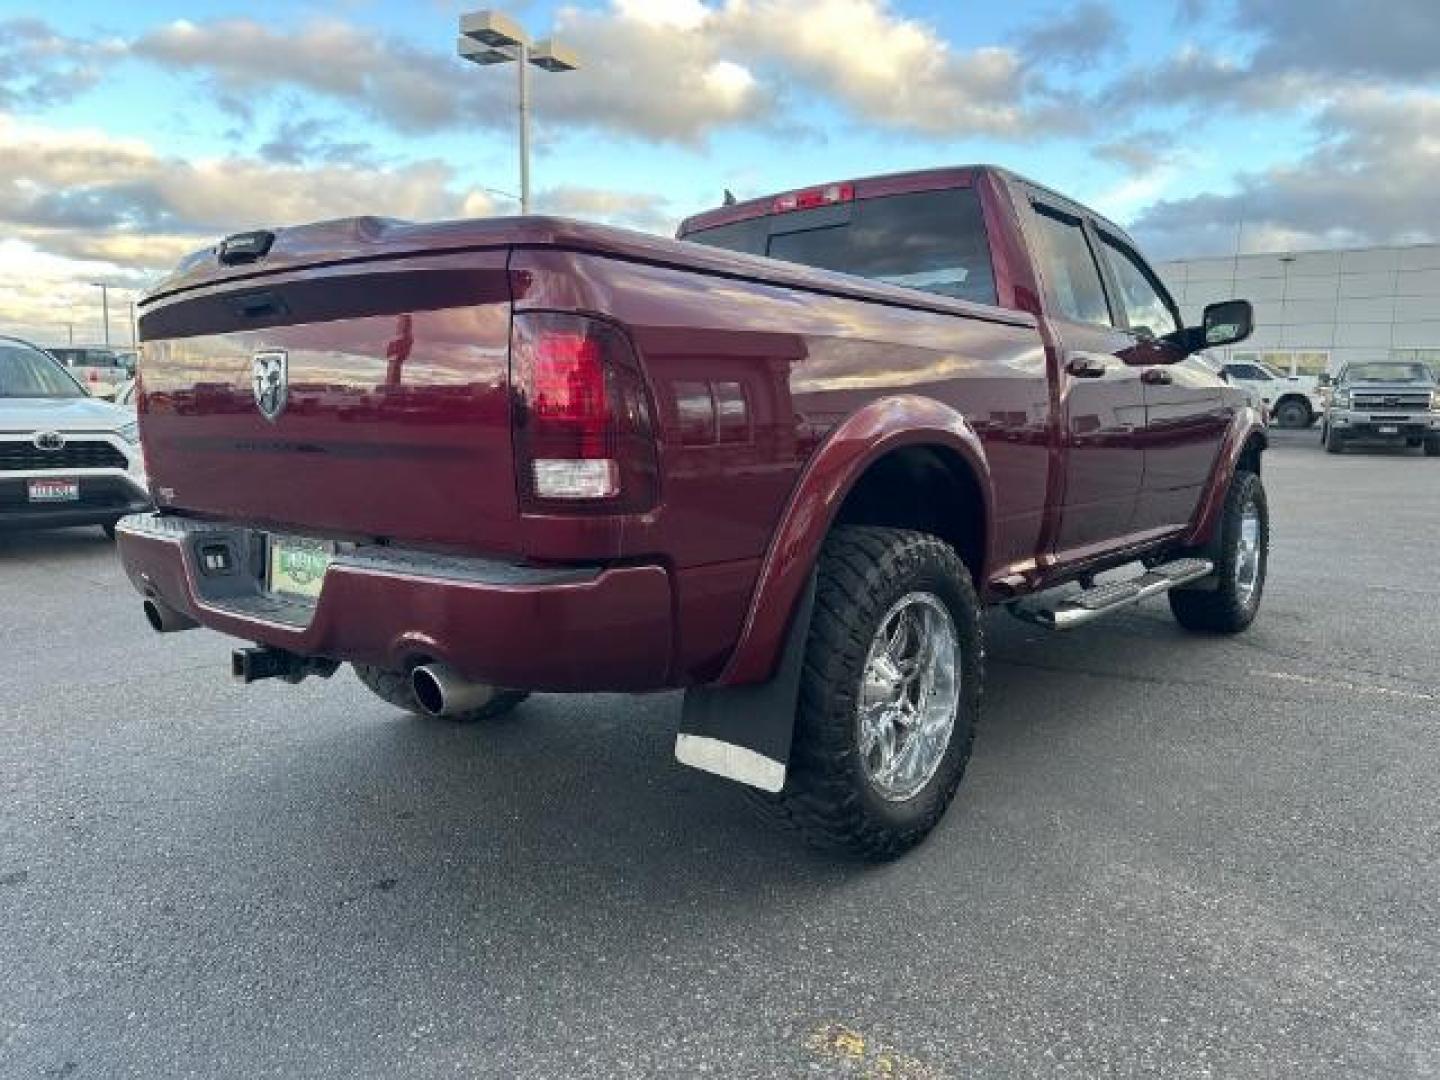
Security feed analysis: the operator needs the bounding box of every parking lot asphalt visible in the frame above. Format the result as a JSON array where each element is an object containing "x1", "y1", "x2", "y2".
[{"x1": 2, "y1": 429, "x2": 1437, "y2": 1079}]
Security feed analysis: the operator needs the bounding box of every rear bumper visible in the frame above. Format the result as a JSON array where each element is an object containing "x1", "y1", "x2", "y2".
[{"x1": 115, "y1": 513, "x2": 675, "y2": 692}]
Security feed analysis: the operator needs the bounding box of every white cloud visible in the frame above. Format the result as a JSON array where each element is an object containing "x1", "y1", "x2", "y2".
[
  {"x1": 129, "y1": 10, "x2": 769, "y2": 145},
  {"x1": 0, "y1": 238, "x2": 144, "y2": 345},
  {"x1": 612, "y1": 0, "x2": 712, "y2": 30},
  {"x1": 709, "y1": 0, "x2": 1039, "y2": 136},
  {"x1": 116, "y1": 2, "x2": 1082, "y2": 145},
  {"x1": 0, "y1": 18, "x2": 124, "y2": 111},
  {"x1": 0, "y1": 114, "x2": 672, "y2": 342},
  {"x1": 0, "y1": 115, "x2": 488, "y2": 244},
  {"x1": 1131, "y1": 89, "x2": 1440, "y2": 257},
  {"x1": 535, "y1": 185, "x2": 675, "y2": 233}
]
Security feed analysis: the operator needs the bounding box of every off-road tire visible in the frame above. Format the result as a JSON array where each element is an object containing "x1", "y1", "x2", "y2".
[
  {"x1": 1169, "y1": 470, "x2": 1268, "y2": 634},
  {"x1": 1273, "y1": 398, "x2": 1311, "y2": 429},
  {"x1": 1324, "y1": 426, "x2": 1345, "y2": 454},
  {"x1": 352, "y1": 663, "x2": 528, "y2": 722},
  {"x1": 1424, "y1": 437, "x2": 1440, "y2": 457},
  {"x1": 752, "y1": 526, "x2": 983, "y2": 861}
]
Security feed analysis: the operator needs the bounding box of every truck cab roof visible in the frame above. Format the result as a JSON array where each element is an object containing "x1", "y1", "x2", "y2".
[{"x1": 678, "y1": 164, "x2": 1132, "y2": 246}]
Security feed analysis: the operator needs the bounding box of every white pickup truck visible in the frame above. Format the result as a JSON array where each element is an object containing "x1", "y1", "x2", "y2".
[{"x1": 1219, "y1": 360, "x2": 1324, "y2": 428}]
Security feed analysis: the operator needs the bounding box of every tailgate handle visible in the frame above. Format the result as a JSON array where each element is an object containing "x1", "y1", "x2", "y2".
[{"x1": 231, "y1": 291, "x2": 289, "y2": 320}]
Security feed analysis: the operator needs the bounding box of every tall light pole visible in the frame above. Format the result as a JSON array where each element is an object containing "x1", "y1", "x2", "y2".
[
  {"x1": 90, "y1": 282, "x2": 111, "y2": 347},
  {"x1": 457, "y1": 10, "x2": 580, "y2": 215}
]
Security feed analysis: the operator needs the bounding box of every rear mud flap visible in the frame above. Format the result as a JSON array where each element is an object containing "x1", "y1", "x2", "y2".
[{"x1": 675, "y1": 574, "x2": 816, "y2": 792}]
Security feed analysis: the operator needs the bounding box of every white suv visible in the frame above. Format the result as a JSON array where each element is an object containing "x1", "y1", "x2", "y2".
[{"x1": 0, "y1": 336, "x2": 150, "y2": 538}]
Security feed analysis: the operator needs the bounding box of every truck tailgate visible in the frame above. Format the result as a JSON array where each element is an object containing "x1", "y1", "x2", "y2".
[{"x1": 138, "y1": 249, "x2": 520, "y2": 552}]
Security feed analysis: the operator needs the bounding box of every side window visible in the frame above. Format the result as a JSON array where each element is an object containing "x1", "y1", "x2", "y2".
[
  {"x1": 1030, "y1": 205, "x2": 1112, "y2": 326},
  {"x1": 1224, "y1": 364, "x2": 1266, "y2": 381},
  {"x1": 1097, "y1": 234, "x2": 1179, "y2": 338}
]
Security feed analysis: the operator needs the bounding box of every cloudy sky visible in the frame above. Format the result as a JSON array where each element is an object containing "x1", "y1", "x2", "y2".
[{"x1": 1, "y1": 0, "x2": 1437, "y2": 344}]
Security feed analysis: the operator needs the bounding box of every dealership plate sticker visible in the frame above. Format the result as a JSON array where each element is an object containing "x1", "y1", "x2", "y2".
[
  {"x1": 267, "y1": 536, "x2": 334, "y2": 601},
  {"x1": 28, "y1": 478, "x2": 80, "y2": 502}
]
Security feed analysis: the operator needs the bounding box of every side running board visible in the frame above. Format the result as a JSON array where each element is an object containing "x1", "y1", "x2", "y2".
[{"x1": 1009, "y1": 558, "x2": 1214, "y2": 630}]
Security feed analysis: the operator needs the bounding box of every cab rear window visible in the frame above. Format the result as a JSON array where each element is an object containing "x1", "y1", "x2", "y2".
[{"x1": 685, "y1": 188, "x2": 997, "y2": 306}]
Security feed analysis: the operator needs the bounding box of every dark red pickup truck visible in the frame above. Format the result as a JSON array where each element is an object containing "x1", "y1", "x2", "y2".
[{"x1": 119, "y1": 165, "x2": 1267, "y2": 859}]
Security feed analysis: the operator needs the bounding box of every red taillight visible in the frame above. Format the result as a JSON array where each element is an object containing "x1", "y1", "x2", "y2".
[
  {"x1": 772, "y1": 182, "x2": 854, "y2": 214},
  {"x1": 511, "y1": 312, "x2": 657, "y2": 510},
  {"x1": 531, "y1": 331, "x2": 608, "y2": 457}
]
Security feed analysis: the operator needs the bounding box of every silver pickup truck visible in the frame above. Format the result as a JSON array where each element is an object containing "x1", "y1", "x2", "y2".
[{"x1": 1322, "y1": 361, "x2": 1440, "y2": 455}]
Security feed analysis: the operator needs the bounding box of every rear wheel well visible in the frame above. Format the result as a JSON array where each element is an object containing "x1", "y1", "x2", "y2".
[{"x1": 832, "y1": 446, "x2": 986, "y2": 583}]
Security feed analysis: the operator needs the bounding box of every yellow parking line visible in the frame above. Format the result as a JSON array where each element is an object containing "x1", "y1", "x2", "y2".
[
  {"x1": 1255, "y1": 670, "x2": 1437, "y2": 703},
  {"x1": 805, "y1": 1023, "x2": 946, "y2": 1078}
]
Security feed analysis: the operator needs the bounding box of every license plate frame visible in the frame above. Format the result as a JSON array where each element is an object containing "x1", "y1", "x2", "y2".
[
  {"x1": 266, "y1": 535, "x2": 335, "y2": 602},
  {"x1": 28, "y1": 477, "x2": 80, "y2": 503}
]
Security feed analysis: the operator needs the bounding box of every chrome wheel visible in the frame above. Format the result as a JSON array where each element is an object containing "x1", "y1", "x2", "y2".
[
  {"x1": 1235, "y1": 497, "x2": 1263, "y2": 606},
  {"x1": 856, "y1": 592, "x2": 960, "y2": 802}
]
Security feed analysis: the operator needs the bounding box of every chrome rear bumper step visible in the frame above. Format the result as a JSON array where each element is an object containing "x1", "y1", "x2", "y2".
[{"x1": 1009, "y1": 558, "x2": 1214, "y2": 630}]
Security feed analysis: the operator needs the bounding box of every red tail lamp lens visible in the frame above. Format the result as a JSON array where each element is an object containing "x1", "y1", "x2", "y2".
[
  {"x1": 511, "y1": 312, "x2": 657, "y2": 510},
  {"x1": 531, "y1": 331, "x2": 608, "y2": 458}
]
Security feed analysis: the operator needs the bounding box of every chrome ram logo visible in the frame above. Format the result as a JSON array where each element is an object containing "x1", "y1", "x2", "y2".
[{"x1": 252, "y1": 349, "x2": 288, "y2": 422}]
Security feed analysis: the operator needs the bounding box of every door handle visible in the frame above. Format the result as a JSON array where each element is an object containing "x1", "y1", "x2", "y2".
[
  {"x1": 1066, "y1": 353, "x2": 1109, "y2": 379},
  {"x1": 1141, "y1": 368, "x2": 1174, "y2": 386}
]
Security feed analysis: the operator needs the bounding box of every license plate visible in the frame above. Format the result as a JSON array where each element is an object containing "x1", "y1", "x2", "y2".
[
  {"x1": 1378, "y1": 425, "x2": 1399, "y2": 435},
  {"x1": 267, "y1": 536, "x2": 333, "y2": 601},
  {"x1": 28, "y1": 478, "x2": 79, "y2": 502}
]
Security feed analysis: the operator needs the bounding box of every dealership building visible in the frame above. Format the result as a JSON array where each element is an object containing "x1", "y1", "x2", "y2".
[{"x1": 1157, "y1": 242, "x2": 1440, "y2": 378}]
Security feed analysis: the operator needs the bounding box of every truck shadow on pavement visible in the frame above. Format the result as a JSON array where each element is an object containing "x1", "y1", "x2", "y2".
[
  {"x1": 0, "y1": 525, "x2": 117, "y2": 561},
  {"x1": 191, "y1": 604, "x2": 1242, "y2": 929}
]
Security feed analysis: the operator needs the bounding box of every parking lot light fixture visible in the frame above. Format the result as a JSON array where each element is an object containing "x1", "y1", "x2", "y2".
[
  {"x1": 458, "y1": 9, "x2": 580, "y2": 215},
  {"x1": 460, "y1": 10, "x2": 529, "y2": 50},
  {"x1": 529, "y1": 39, "x2": 580, "y2": 73}
]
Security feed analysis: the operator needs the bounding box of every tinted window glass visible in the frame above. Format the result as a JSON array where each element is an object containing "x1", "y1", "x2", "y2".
[
  {"x1": 683, "y1": 217, "x2": 768, "y2": 256},
  {"x1": 0, "y1": 342, "x2": 85, "y2": 398},
  {"x1": 1340, "y1": 363, "x2": 1432, "y2": 384},
  {"x1": 1098, "y1": 234, "x2": 1178, "y2": 336},
  {"x1": 1030, "y1": 206, "x2": 1111, "y2": 326},
  {"x1": 687, "y1": 188, "x2": 998, "y2": 305},
  {"x1": 1225, "y1": 364, "x2": 1268, "y2": 380}
]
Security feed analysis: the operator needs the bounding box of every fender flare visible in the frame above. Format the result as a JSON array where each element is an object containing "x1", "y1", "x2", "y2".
[
  {"x1": 1183, "y1": 406, "x2": 1268, "y2": 548},
  {"x1": 717, "y1": 394, "x2": 992, "y2": 687}
]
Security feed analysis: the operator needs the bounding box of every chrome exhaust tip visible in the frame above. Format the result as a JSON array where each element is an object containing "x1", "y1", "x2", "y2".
[
  {"x1": 143, "y1": 596, "x2": 197, "y2": 634},
  {"x1": 411, "y1": 662, "x2": 498, "y2": 717}
]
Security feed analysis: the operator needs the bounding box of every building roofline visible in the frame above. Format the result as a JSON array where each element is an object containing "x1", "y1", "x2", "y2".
[{"x1": 1159, "y1": 238, "x2": 1440, "y2": 265}]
